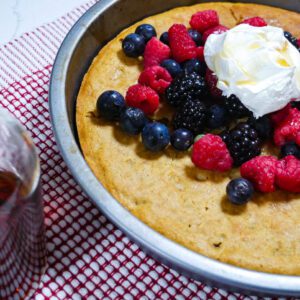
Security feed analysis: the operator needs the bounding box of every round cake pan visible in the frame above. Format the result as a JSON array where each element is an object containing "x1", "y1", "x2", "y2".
[{"x1": 49, "y1": 0, "x2": 300, "y2": 296}]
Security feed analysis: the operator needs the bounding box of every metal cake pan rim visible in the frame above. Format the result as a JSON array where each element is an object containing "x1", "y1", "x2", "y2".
[{"x1": 49, "y1": 0, "x2": 300, "y2": 296}]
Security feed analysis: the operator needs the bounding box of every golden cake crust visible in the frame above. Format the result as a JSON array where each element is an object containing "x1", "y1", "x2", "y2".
[{"x1": 76, "y1": 3, "x2": 300, "y2": 274}]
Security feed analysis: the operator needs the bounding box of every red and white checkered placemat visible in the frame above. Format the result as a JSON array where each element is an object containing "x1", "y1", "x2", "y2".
[{"x1": 0, "y1": 1, "x2": 268, "y2": 299}]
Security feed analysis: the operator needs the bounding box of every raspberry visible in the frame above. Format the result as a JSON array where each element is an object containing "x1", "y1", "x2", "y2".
[
  {"x1": 273, "y1": 107, "x2": 300, "y2": 146},
  {"x1": 190, "y1": 10, "x2": 219, "y2": 33},
  {"x1": 168, "y1": 24, "x2": 197, "y2": 63},
  {"x1": 240, "y1": 156, "x2": 277, "y2": 192},
  {"x1": 297, "y1": 39, "x2": 300, "y2": 48},
  {"x1": 205, "y1": 69, "x2": 222, "y2": 98},
  {"x1": 197, "y1": 46, "x2": 204, "y2": 61},
  {"x1": 276, "y1": 155, "x2": 300, "y2": 193},
  {"x1": 270, "y1": 103, "x2": 292, "y2": 126},
  {"x1": 138, "y1": 66, "x2": 172, "y2": 94},
  {"x1": 240, "y1": 17, "x2": 267, "y2": 27},
  {"x1": 192, "y1": 134, "x2": 233, "y2": 172},
  {"x1": 144, "y1": 37, "x2": 171, "y2": 69},
  {"x1": 202, "y1": 25, "x2": 228, "y2": 43},
  {"x1": 125, "y1": 84, "x2": 159, "y2": 115}
]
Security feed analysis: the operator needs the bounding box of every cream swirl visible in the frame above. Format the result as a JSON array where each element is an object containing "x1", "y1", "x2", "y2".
[{"x1": 204, "y1": 24, "x2": 300, "y2": 117}]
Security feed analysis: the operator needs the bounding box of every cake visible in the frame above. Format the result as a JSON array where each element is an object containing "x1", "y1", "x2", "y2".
[{"x1": 76, "y1": 3, "x2": 300, "y2": 275}]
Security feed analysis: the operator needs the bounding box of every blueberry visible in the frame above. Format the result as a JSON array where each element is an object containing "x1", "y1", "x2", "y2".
[
  {"x1": 135, "y1": 24, "x2": 157, "y2": 42},
  {"x1": 248, "y1": 115, "x2": 273, "y2": 141},
  {"x1": 97, "y1": 90, "x2": 125, "y2": 121},
  {"x1": 142, "y1": 122, "x2": 170, "y2": 152},
  {"x1": 120, "y1": 107, "x2": 148, "y2": 135},
  {"x1": 281, "y1": 142, "x2": 300, "y2": 159},
  {"x1": 207, "y1": 104, "x2": 228, "y2": 129},
  {"x1": 226, "y1": 178, "x2": 254, "y2": 205},
  {"x1": 182, "y1": 59, "x2": 206, "y2": 76},
  {"x1": 160, "y1": 32, "x2": 169, "y2": 45},
  {"x1": 170, "y1": 129, "x2": 194, "y2": 151},
  {"x1": 122, "y1": 33, "x2": 145, "y2": 57},
  {"x1": 160, "y1": 59, "x2": 182, "y2": 78},
  {"x1": 188, "y1": 29, "x2": 202, "y2": 46}
]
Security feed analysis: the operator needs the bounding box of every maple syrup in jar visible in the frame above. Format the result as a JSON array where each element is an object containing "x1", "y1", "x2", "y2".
[{"x1": 0, "y1": 109, "x2": 46, "y2": 299}]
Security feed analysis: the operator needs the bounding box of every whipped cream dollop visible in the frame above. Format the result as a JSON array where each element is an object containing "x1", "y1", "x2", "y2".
[{"x1": 204, "y1": 24, "x2": 300, "y2": 118}]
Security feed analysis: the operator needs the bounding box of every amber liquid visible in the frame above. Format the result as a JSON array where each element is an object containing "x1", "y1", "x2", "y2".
[{"x1": 0, "y1": 171, "x2": 46, "y2": 299}]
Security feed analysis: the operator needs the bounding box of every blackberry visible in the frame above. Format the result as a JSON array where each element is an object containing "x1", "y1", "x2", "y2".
[
  {"x1": 223, "y1": 95, "x2": 251, "y2": 119},
  {"x1": 224, "y1": 122, "x2": 262, "y2": 167},
  {"x1": 172, "y1": 99, "x2": 207, "y2": 134},
  {"x1": 165, "y1": 72, "x2": 207, "y2": 107},
  {"x1": 284, "y1": 31, "x2": 299, "y2": 49},
  {"x1": 248, "y1": 115, "x2": 273, "y2": 141}
]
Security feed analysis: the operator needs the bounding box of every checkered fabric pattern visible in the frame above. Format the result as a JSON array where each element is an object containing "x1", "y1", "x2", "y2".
[{"x1": 0, "y1": 1, "x2": 279, "y2": 299}]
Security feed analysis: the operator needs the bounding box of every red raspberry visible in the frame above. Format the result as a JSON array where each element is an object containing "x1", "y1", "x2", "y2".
[
  {"x1": 273, "y1": 107, "x2": 300, "y2": 146},
  {"x1": 125, "y1": 84, "x2": 159, "y2": 115},
  {"x1": 276, "y1": 155, "x2": 300, "y2": 193},
  {"x1": 197, "y1": 46, "x2": 204, "y2": 61},
  {"x1": 205, "y1": 69, "x2": 222, "y2": 98},
  {"x1": 202, "y1": 25, "x2": 228, "y2": 43},
  {"x1": 190, "y1": 10, "x2": 219, "y2": 33},
  {"x1": 297, "y1": 39, "x2": 300, "y2": 48},
  {"x1": 240, "y1": 156, "x2": 277, "y2": 193},
  {"x1": 240, "y1": 17, "x2": 267, "y2": 27},
  {"x1": 270, "y1": 103, "x2": 292, "y2": 126},
  {"x1": 192, "y1": 134, "x2": 233, "y2": 172},
  {"x1": 168, "y1": 24, "x2": 197, "y2": 63},
  {"x1": 138, "y1": 66, "x2": 172, "y2": 94},
  {"x1": 144, "y1": 37, "x2": 171, "y2": 69}
]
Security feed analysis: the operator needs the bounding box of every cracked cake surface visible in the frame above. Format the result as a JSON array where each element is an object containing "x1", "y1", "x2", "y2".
[{"x1": 76, "y1": 2, "x2": 300, "y2": 274}]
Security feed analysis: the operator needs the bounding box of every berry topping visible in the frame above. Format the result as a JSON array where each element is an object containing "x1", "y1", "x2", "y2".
[
  {"x1": 135, "y1": 24, "x2": 157, "y2": 42},
  {"x1": 207, "y1": 104, "x2": 228, "y2": 129},
  {"x1": 205, "y1": 69, "x2": 222, "y2": 98},
  {"x1": 160, "y1": 59, "x2": 182, "y2": 78},
  {"x1": 170, "y1": 128, "x2": 194, "y2": 151},
  {"x1": 97, "y1": 90, "x2": 125, "y2": 121},
  {"x1": 173, "y1": 99, "x2": 207, "y2": 134},
  {"x1": 226, "y1": 178, "x2": 254, "y2": 205},
  {"x1": 224, "y1": 122, "x2": 262, "y2": 167},
  {"x1": 142, "y1": 122, "x2": 170, "y2": 152},
  {"x1": 182, "y1": 58, "x2": 206, "y2": 76},
  {"x1": 159, "y1": 32, "x2": 169, "y2": 45},
  {"x1": 125, "y1": 84, "x2": 159, "y2": 115},
  {"x1": 196, "y1": 46, "x2": 205, "y2": 61},
  {"x1": 202, "y1": 25, "x2": 228, "y2": 43},
  {"x1": 248, "y1": 115, "x2": 273, "y2": 141},
  {"x1": 144, "y1": 37, "x2": 171, "y2": 69},
  {"x1": 273, "y1": 107, "x2": 300, "y2": 146},
  {"x1": 166, "y1": 72, "x2": 207, "y2": 107},
  {"x1": 168, "y1": 24, "x2": 197, "y2": 63},
  {"x1": 192, "y1": 134, "x2": 233, "y2": 172},
  {"x1": 122, "y1": 33, "x2": 146, "y2": 58},
  {"x1": 284, "y1": 31, "x2": 299, "y2": 49},
  {"x1": 276, "y1": 155, "x2": 300, "y2": 193},
  {"x1": 190, "y1": 10, "x2": 219, "y2": 33},
  {"x1": 280, "y1": 142, "x2": 300, "y2": 159},
  {"x1": 240, "y1": 156, "x2": 277, "y2": 192},
  {"x1": 223, "y1": 95, "x2": 251, "y2": 119},
  {"x1": 270, "y1": 103, "x2": 292, "y2": 126},
  {"x1": 240, "y1": 17, "x2": 267, "y2": 27},
  {"x1": 188, "y1": 29, "x2": 202, "y2": 46},
  {"x1": 120, "y1": 107, "x2": 148, "y2": 135},
  {"x1": 138, "y1": 65, "x2": 172, "y2": 94}
]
